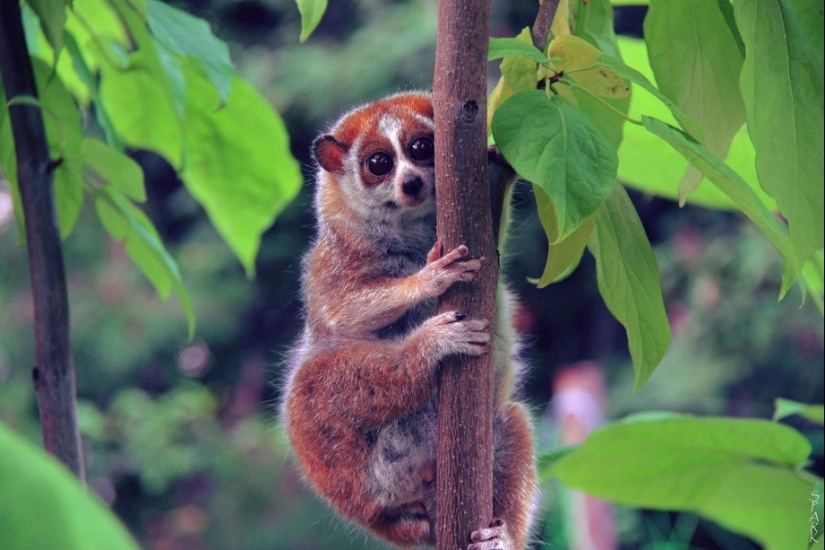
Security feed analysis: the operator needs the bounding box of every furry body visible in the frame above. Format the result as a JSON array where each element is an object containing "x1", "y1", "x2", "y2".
[{"x1": 281, "y1": 93, "x2": 537, "y2": 549}]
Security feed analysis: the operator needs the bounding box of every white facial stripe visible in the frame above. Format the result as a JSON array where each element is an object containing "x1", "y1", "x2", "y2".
[
  {"x1": 411, "y1": 113, "x2": 434, "y2": 130},
  {"x1": 378, "y1": 114, "x2": 404, "y2": 157}
]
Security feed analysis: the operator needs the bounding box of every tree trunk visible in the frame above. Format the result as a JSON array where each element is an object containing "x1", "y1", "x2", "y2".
[
  {"x1": 0, "y1": 1, "x2": 85, "y2": 481},
  {"x1": 432, "y1": 0, "x2": 495, "y2": 548}
]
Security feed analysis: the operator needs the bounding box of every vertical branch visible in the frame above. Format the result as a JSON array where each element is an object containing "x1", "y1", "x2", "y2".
[
  {"x1": 0, "y1": 2, "x2": 85, "y2": 480},
  {"x1": 432, "y1": 0, "x2": 495, "y2": 548}
]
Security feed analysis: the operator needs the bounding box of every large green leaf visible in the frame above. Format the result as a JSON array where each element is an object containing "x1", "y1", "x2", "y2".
[
  {"x1": 145, "y1": 0, "x2": 233, "y2": 104},
  {"x1": 787, "y1": 0, "x2": 824, "y2": 61},
  {"x1": 94, "y1": 188, "x2": 195, "y2": 336},
  {"x1": 734, "y1": 0, "x2": 824, "y2": 266},
  {"x1": 549, "y1": 415, "x2": 817, "y2": 550},
  {"x1": 492, "y1": 90, "x2": 617, "y2": 242},
  {"x1": 181, "y1": 66, "x2": 302, "y2": 276},
  {"x1": 99, "y1": 49, "x2": 183, "y2": 169},
  {"x1": 642, "y1": 115, "x2": 801, "y2": 295},
  {"x1": 645, "y1": 0, "x2": 746, "y2": 203},
  {"x1": 587, "y1": 184, "x2": 670, "y2": 389},
  {"x1": 614, "y1": 36, "x2": 774, "y2": 210},
  {"x1": 0, "y1": 423, "x2": 139, "y2": 550}
]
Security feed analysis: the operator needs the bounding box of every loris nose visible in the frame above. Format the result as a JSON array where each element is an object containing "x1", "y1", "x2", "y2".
[{"x1": 402, "y1": 176, "x2": 423, "y2": 196}]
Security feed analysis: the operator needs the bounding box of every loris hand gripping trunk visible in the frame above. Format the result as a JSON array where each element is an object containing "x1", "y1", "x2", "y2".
[{"x1": 281, "y1": 93, "x2": 537, "y2": 550}]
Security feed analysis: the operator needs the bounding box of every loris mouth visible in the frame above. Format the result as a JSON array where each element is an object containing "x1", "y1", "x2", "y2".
[{"x1": 385, "y1": 501, "x2": 429, "y2": 521}]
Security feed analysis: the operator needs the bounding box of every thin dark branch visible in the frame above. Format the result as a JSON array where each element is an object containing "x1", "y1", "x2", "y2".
[
  {"x1": 0, "y1": 1, "x2": 85, "y2": 481},
  {"x1": 531, "y1": 0, "x2": 561, "y2": 51},
  {"x1": 433, "y1": 0, "x2": 495, "y2": 548}
]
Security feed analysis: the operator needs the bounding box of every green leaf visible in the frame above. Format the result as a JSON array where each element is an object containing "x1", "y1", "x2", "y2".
[
  {"x1": 492, "y1": 90, "x2": 617, "y2": 242},
  {"x1": 774, "y1": 398, "x2": 825, "y2": 425},
  {"x1": 645, "y1": 0, "x2": 746, "y2": 204},
  {"x1": 596, "y1": 53, "x2": 704, "y2": 142},
  {"x1": 587, "y1": 183, "x2": 670, "y2": 389},
  {"x1": 181, "y1": 66, "x2": 302, "y2": 276},
  {"x1": 99, "y1": 49, "x2": 184, "y2": 169},
  {"x1": 295, "y1": 0, "x2": 328, "y2": 42},
  {"x1": 614, "y1": 36, "x2": 774, "y2": 210},
  {"x1": 787, "y1": 0, "x2": 824, "y2": 61},
  {"x1": 801, "y1": 250, "x2": 824, "y2": 313},
  {"x1": 537, "y1": 445, "x2": 578, "y2": 480},
  {"x1": 641, "y1": 115, "x2": 801, "y2": 295},
  {"x1": 28, "y1": 0, "x2": 68, "y2": 63},
  {"x1": 145, "y1": 0, "x2": 233, "y2": 105},
  {"x1": 571, "y1": 0, "x2": 621, "y2": 57},
  {"x1": 94, "y1": 188, "x2": 196, "y2": 337},
  {"x1": 534, "y1": 187, "x2": 596, "y2": 286},
  {"x1": 81, "y1": 138, "x2": 146, "y2": 202},
  {"x1": 99, "y1": 0, "x2": 184, "y2": 169},
  {"x1": 734, "y1": 0, "x2": 824, "y2": 266},
  {"x1": 549, "y1": 415, "x2": 815, "y2": 550},
  {"x1": 500, "y1": 28, "x2": 540, "y2": 94},
  {"x1": 489, "y1": 37, "x2": 549, "y2": 62},
  {"x1": 33, "y1": 59, "x2": 84, "y2": 240},
  {"x1": 0, "y1": 423, "x2": 140, "y2": 550}
]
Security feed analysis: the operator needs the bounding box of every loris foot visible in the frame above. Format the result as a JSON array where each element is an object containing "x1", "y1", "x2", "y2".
[{"x1": 468, "y1": 519, "x2": 514, "y2": 550}]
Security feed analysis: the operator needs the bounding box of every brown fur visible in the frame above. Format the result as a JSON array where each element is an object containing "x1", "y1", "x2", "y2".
[{"x1": 282, "y1": 92, "x2": 537, "y2": 549}]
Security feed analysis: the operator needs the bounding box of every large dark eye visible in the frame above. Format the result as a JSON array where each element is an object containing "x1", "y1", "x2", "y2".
[
  {"x1": 409, "y1": 137, "x2": 434, "y2": 162},
  {"x1": 367, "y1": 152, "x2": 394, "y2": 176}
]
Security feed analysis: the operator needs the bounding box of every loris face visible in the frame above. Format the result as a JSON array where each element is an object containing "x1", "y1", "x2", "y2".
[{"x1": 313, "y1": 93, "x2": 435, "y2": 221}]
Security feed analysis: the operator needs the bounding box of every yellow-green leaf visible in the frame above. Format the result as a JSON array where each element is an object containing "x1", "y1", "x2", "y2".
[{"x1": 549, "y1": 35, "x2": 629, "y2": 98}]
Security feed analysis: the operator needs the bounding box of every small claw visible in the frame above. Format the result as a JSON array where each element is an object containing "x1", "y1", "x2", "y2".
[{"x1": 454, "y1": 312, "x2": 468, "y2": 321}]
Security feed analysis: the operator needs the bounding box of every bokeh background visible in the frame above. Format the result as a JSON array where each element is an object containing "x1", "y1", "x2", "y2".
[{"x1": 0, "y1": 1, "x2": 822, "y2": 548}]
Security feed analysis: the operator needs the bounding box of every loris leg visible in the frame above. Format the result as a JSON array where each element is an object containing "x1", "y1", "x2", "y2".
[{"x1": 469, "y1": 401, "x2": 537, "y2": 550}]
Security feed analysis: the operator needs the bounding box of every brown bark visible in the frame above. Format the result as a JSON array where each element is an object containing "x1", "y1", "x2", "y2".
[
  {"x1": 432, "y1": 0, "x2": 496, "y2": 548},
  {"x1": 0, "y1": 1, "x2": 85, "y2": 481}
]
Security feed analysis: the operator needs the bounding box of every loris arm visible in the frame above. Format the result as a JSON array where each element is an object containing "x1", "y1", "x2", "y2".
[{"x1": 312, "y1": 242, "x2": 484, "y2": 335}]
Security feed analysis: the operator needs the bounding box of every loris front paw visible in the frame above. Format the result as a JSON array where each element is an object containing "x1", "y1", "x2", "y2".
[
  {"x1": 421, "y1": 241, "x2": 485, "y2": 297},
  {"x1": 423, "y1": 311, "x2": 490, "y2": 358},
  {"x1": 468, "y1": 519, "x2": 513, "y2": 550}
]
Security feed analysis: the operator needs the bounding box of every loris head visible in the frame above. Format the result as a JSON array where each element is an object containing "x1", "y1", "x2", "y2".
[{"x1": 313, "y1": 93, "x2": 435, "y2": 225}]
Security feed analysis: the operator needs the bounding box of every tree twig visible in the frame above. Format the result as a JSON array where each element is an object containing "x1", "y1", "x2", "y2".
[
  {"x1": 531, "y1": 0, "x2": 561, "y2": 51},
  {"x1": 432, "y1": 0, "x2": 496, "y2": 548},
  {"x1": 0, "y1": 1, "x2": 85, "y2": 481}
]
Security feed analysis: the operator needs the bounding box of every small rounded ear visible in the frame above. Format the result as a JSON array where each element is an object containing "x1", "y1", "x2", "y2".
[{"x1": 312, "y1": 135, "x2": 348, "y2": 174}]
